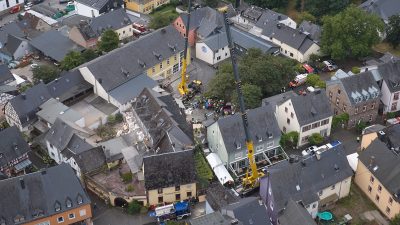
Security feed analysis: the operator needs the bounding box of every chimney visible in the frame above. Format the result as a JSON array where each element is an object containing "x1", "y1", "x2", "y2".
[
  {"x1": 21, "y1": 93, "x2": 26, "y2": 100},
  {"x1": 369, "y1": 156, "x2": 375, "y2": 167},
  {"x1": 231, "y1": 219, "x2": 239, "y2": 225},
  {"x1": 19, "y1": 178, "x2": 25, "y2": 189}
]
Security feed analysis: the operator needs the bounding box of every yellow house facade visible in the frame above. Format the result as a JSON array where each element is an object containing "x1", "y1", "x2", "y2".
[
  {"x1": 146, "y1": 48, "x2": 191, "y2": 80},
  {"x1": 147, "y1": 183, "x2": 196, "y2": 205},
  {"x1": 125, "y1": 0, "x2": 169, "y2": 14}
]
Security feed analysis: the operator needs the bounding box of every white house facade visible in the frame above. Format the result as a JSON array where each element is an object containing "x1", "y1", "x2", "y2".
[
  {"x1": 381, "y1": 80, "x2": 400, "y2": 113},
  {"x1": 195, "y1": 42, "x2": 230, "y2": 65}
]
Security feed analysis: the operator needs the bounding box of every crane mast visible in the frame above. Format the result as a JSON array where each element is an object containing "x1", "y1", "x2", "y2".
[
  {"x1": 177, "y1": 0, "x2": 191, "y2": 96},
  {"x1": 221, "y1": 12, "x2": 264, "y2": 190}
]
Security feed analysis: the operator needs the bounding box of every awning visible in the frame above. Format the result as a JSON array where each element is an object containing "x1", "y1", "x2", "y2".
[
  {"x1": 14, "y1": 159, "x2": 32, "y2": 172},
  {"x1": 206, "y1": 153, "x2": 234, "y2": 186}
]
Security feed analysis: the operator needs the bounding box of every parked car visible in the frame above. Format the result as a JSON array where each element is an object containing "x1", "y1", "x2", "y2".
[
  {"x1": 302, "y1": 146, "x2": 318, "y2": 156},
  {"x1": 30, "y1": 63, "x2": 39, "y2": 70},
  {"x1": 8, "y1": 63, "x2": 17, "y2": 69},
  {"x1": 322, "y1": 60, "x2": 338, "y2": 72},
  {"x1": 59, "y1": 0, "x2": 69, "y2": 3},
  {"x1": 9, "y1": 5, "x2": 21, "y2": 14},
  {"x1": 24, "y1": 5, "x2": 31, "y2": 11}
]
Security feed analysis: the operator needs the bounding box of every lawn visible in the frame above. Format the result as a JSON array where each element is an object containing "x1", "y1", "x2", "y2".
[
  {"x1": 149, "y1": 4, "x2": 179, "y2": 29},
  {"x1": 373, "y1": 42, "x2": 400, "y2": 57},
  {"x1": 194, "y1": 149, "x2": 214, "y2": 190},
  {"x1": 331, "y1": 185, "x2": 378, "y2": 225}
]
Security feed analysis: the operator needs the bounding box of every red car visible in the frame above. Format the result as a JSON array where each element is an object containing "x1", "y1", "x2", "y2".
[
  {"x1": 303, "y1": 63, "x2": 314, "y2": 74},
  {"x1": 9, "y1": 5, "x2": 21, "y2": 13}
]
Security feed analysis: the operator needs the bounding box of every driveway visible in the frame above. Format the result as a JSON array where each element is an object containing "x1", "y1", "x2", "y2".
[{"x1": 330, "y1": 127, "x2": 360, "y2": 155}]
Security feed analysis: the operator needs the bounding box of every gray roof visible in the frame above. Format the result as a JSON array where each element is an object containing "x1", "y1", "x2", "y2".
[
  {"x1": 262, "y1": 145, "x2": 353, "y2": 210},
  {"x1": 60, "y1": 14, "x2": 90, "y2": 27},
  {"x1": 36, "y1": 98, "x2": 82, "y2": 124},
  {"x1": 0, "y1": 64, "x2": 14, "y2": 85},
  {"x1": 241, "y1": 6, "x2": 264, "y2": 22},
  {"x1": 383, "y1": 124, "x2": 400, "y2": 149},
  {"x1": 377, "y1": 60, "x2": 400, "y2": 93},
  {"x1": 3, "y1": 34, "x2": 25, "y2": 55},
  {"x1": 216, "y1": 105, "x2": 281, "y2": 152},
  {"x1": 0, "y1": 126, "x2": 30, "y2": 168},
  {"x1": 8, "y1": 82, "x2": 52, "y2": 127},
  {"x1": 30, "y1": 30, "x2": 84, "y2": 62},
  {"x1": 180, "y1": 7, "x2": 218, "y2": 31},
  {"x1": 359, "y1": 0, "x2": 400, "y2": 22},
  {"x1": 202, "y1": 27, "x2": 278, "y2": 53},
  {"x1": 81, "y1": 25, "x2": 184, "y2": 92},
  {"x1": 143, "y1": 150, "x2": 196, "y2": 190},
  {"x1": 257, "y1": 21, "x2": 316, "y2": 54},
  {"x1": 299, "y1": 21, "x2": 321, "y2": 43},
  {"x1": 108, "y1": 73, "x2": 157, "y2": 104},
  {"x1": 278, "y1": 199, "x2": 317, "y2": 225},
  {"x1": 363, "y1": 124, "x2": 386, "y2": 135},
  {"x1": 76, "y1": 0, "x2": 121, "y2": 10},
  {"x1": 72, "y1": 146, "x2": 106, "y2": 174},
  {"x1": 0, "y1": 22, "x2": 24, "y2": 45},
  {"x1": 205, "y1": 182, "x2": 240, "y2": 211},
  {"x1": 89, "y1": 8, "x2": 131, "y2": 36},
  {"x1": 46, "y1": 70, "x2": 92, "y2": 102},
  {"x1": 359, "y1": 138, "x2": 400, "y2": 200},
  {"x1": 263, "y1": 90, "x2": 333, "y2": 126},
  {"x1": 0, "y1": 163, "x2": 91, "y2": 224},
  {"x1": 222, "y1": 197, "x2": 271, "y2": 225},
  {"x1": 189, "y1": 212, "x2": 235, "y2": 225},
  {"x1": 196, "y1": 8, "x2": 224, "y2": 39}
]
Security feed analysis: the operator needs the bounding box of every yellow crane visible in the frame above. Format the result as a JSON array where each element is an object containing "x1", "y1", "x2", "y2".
[
  {"x1": 177, "y1": 0, "x2": 192, "y2": 96},
  {"x1": 220, "y1": 10, "x2": 264, "y2": 193}
]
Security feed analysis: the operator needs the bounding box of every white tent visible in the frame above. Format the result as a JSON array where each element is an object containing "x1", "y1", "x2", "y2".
[
  {"x1": 206, "y1": 153, "x2": 234, "y2": 186},
  {"x1": 346, "y1": 152, "x2": 359, "y2": 172}
]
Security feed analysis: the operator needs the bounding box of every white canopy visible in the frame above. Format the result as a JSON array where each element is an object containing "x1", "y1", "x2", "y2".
[
  {"x1": 206, "y1": 153, "x2": 234, "y2": 185},
  {"x1": 346, "y1": 152, "x2": 359, "y2": 172}
]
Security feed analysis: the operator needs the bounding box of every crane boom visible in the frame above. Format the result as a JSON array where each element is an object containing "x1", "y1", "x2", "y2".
[
  {"x1": 178, "y1": 0, "x2": 191, "y2": 96},
  {"x1": 221, "y1": 12, "x2": 264, "y2": 190}
]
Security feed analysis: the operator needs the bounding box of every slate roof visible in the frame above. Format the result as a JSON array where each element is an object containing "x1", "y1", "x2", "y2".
[
  {"x1": 256, "y1": 19, "x2": 316, "y2": 53},
  {"x1": 76, "y1": 0, "x2": 119, "y2": 10},
  {"x1": 241, "y1": 6, "x2": 264, "y2": 22},
  {"x1": 383, "y1": 124, "x2": 400, "y2": 149},
  {"x1": 2, "y1": 34, "x2": 25, "y2": 56},
  {"x1": 89, "y1": 8, "x2": 131, "y2": 36},
  {"x1": 299, "y1": 21, "x2": 321, "y2": 43},
  {"x1": 36, "y1": 98, "x2": 82, "y2": 124},
  {"x1": 216, "y1": 105, "x2": 281, "y2": 152},
  {"x1": 262, "y1": 145, "x2": 353, "y2": 210},
  {"x1": 359, "y1": 138, "x2": 400, "y2": 200},
  {"x1": 0, "y1": 163, "x2": 91, "y2": 225},
  {"x1": 143, "y1": 150, "x2": 196, "y2": 190},
  {"x1": 180, "y1": 7, "x2": 217, "y2": 31},
  {"x1": 108, "y1": 73, "x2": 157, "y2": 105},
  {"x1": 8, "y1": 82, "x2": 52, "y2": 127},
  {"x1": 0, "y1": 126, "x2": 30, "y2": 168},
  {"x1": 100, "y1": 136, "x2": 126, "y2": 162},
  {"x1": 30, "y1": 30, "x2": 84, "y2": 62},
  {"x1": 189, "y1": 212, "x2": 235, "y2": 225},
  {"x1": 81, "y1": 25, "x2": 184, "y2": 92},
  {"x1": 202, "y1": 26, "x2": 278, "y2": 53},
  {"x1": 72, "y1": 146, "x2": 106, "y2": 174},
  {"x1": 329, "y1": 71, "x2": 381, "y2": 106},
  {"x1": 60, "y1": 14, "x2": 90, "y2": 27},
  {"x1": 0, "y1": 22, "x2": 24, "y2": 45},
  {"x1": 222, "y1": 197, "x2": 271, "y2": 225},
  {"x1": 205, "y1": 182, "x2": 240, "y2": 211},
  {"x1": 278, "y1": 199, "x2": 317, "y2": 225},
  {"x1": 377, "y1": 60, "x2": 400, "y2": 92},
  {"x1": 0, "y1": 64, "x2": 14, "y2": 85},
  {"x1": 46, "y1": 70, "x2": 92, "y2": 102},
  {"x1": 263, "y1": 90, "x2": 333, "y2": 126},
  {"x1": 196, "y1": 8, "x2": 224, "y2": 39},
  {"x1": 359, "y1": 0, "x2": 400, "y2": 22},
  {"x1": 132, "y1": 88, "x2": 193, "y2": 152}
]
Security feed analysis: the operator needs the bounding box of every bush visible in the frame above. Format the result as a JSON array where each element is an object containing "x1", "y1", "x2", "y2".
[
  {"x1": 332, "y1": 113, "x2": 349, "y2": 129},
  {"x1": 279, "y1": 131, "x2": 299, "y2": 149},
  {"x1": 127, "y1": 200, "x2": 141, "y2": 214},
  {"x1": 308, "y1": 133, "x2": 324, "y2": 145},
  {"x1": 386, "y1": 112, "x2": 397, "y2": 119},
  {"x1": 95, "y1": 125, "x2": 116, "y2": 141},
  {"x1": 351, "y1": 67, "x2": 361, "y2": 74},
  {"x1": 125, "y1": 184, "x2": 134, "y2": 192},
  {"x1": 306, "y1": 74, "x2": 326, "y2": 88},
  {"x1": 115, "y1": 113, "x2": 123, "y2": 122},
  {"x1": 356, "y1": 121, "x2": 368, "y2": 134},
  {"x1": 121, "y1": 172, "x2": 133, "y2": 183},
  {"x1": 194, "y1": 145, "x2": 213, "y2": 189}
]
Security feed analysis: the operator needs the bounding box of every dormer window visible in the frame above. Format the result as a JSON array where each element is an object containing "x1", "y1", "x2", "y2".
[
  {"x1": 14, "y1": 215, "x2": 24, "y2": 223},
  {"x1": 235, "y1": 142, "x2": 241, "y2": 149},
  {"x1": 54, "y1": 201, "x2": 61, "y2": 212},
  {"x1": 32, "y1": 209, "x2": 44, "y2": 218},
  {"x1": 66, "y1": 198, "x2": 72, "y2": 208},
  {"x1": 77, "y1": 194, "x2": 83, "y2": 205}
]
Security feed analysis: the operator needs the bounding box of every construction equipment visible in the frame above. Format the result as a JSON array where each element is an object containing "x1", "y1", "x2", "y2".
[
  {"x1": 289, "y1": 73, "x2": 308, "y2": 87},
  {"x1": 221, "y1": 11, "x2": 264, "y2": 194},
  {"x1": 177, "y1": 0, "x2": 192, "y2": 96},
  {"x1": 150, "y1": 201, "x2": 191, "y2": 224}
]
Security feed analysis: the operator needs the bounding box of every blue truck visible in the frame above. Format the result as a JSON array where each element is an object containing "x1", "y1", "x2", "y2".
[{"x1": 149, "y1": 201, "x2": 191, "y2": 224}]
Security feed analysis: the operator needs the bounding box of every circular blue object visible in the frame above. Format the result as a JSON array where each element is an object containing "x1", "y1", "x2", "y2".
[{"x1": 201, "y1": 46, "x2": 207, "y2": 53}]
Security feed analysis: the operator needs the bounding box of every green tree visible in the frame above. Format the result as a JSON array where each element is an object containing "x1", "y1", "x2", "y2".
[
  {"x1": 279, "y1": 131, "x2": 299, "y2": 149},
  {"x1": 61, "y1": 51, "x2": 84, "y2": 70},
  {"x1": 32, "y1": 65, "x2": 60, "y2": 84},
  {"x1": 127, "y1": 200, "x2": 141, "y2": 214},
  {"x1": 149, "y1": 11, "x2": 178, "y2": 29},
  {"x1": 386, "y1": 15, "x2": 400, "y2": 49},
  {"x1": 246, "y1": 0, "x2": 288, "y2": 9},
  {"x1": 390, "y1": 214, "x2": 400, "y2": 225},
  {"x1": 308, "y1": 133, "x2": 324, "y2": 145},
  {"x1": 297, "y1": 11, "x2": 316, "y2": 24},
  {"x1": 304, "y1": 0, "x2": 350, "y2": 18},
  {"x1": 356, "y1": 121, "x2": 368, "y2": 134},
  {"x1": 306, "y1": 74, "x2": 326, "y2": 88},
  {"x1": 321, "y1": 6, "x2": 384, "y2": 59},
  {"x1": 82, "y1": 49, "x2": 99, "y2": 62},
  {"x1": 232, "y1": 84, "x2": 263, "y2": 109},
  {"x1": 98, "y1": 30, "x2": 119, "y2": 52},
  {"x1": 332, "y1": 113, "x2": 349, "y2": 129},
  {"x1": 351, "y1": 66, "x2": 361, "y2": 74},
  {"x1": 205, "y1": 0, "x2": 218, "y2": 7},
  {"x1": 19, "y1": 83, "x2": 33, "y2": 93},
  {"x1": 205, "y1": 62, "x2": 235, "y2": 100}
]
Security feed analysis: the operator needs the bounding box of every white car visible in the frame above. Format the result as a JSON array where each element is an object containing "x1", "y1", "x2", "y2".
[
  {"x1": 30, "y1": 63, "x2": 39, "y2": 70},
  {"x1": 24, "y1": 6, "x2": 31, "y2": 11},
  {"x1": 67, "y1": 1, "x2": 74, "y2": 6},
  {"x1": 302, "y1": 146, "x2": 318, "y2": 156}
]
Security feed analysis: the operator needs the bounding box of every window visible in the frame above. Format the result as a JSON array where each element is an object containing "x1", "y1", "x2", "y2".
[
  {"x1": 302, "y1": 125, "x2": 311, "y2": 132},
  {"x1": 329, "y1": 91, "x2": 333, "y2": 100},
  {"x1": 389, "y1": 197, "x2": 393, "y2": 205},
  {"x1": 158, "y1": 196, "x2": 163, "y2": 203},
  {"x1": 158, "y1": 188, "x2": 163, "y2": 194},
  {"x1": 321, "y1": 119, "x2": 329, "y2": 126},
  {"x1": 394, "y1": 92, "x2": 399, "y2": 101},
  {"x1": 290, "y1": 53, "x2": 293, "y2": 57},
  {"x1": 225, "y1": 53, "x2": 228, "y2": 56},
  {"x1": 187, "y1": 191, "x2": 192, "y2": 197},
  {"x1": 371, "y1": 103, "x2": 375, "y2": 109},
  {"x1": 176, "y1": 194, "x2": 181, "y2": 201},
  {"x1": 174, "y1": 55, "x2": 177, "y2": 61},
  {"x1": 123, "y1": 30, "x2": 125, "y2": 34},
  {"x1": 66, "y1": 199, "x2": 72, "y2": 208},
  {"x1": 152, "y1": 67, "x2": 155, "y2": 73},
  {"x1": 363, "y1": 105, "x2": 367, "y2": 112},
  {"x1": 57, "y1": 217, "x2": 64, "y2": 223},
  {"x1": 331, "y1": 185, "x2": 335, "y2": 190},
  {"x1": 285, "y1": 107, "x2": 288, "y2": 113},
  {"x1": 167, "y1": 59, "x2": 170, "y2": 65},
  {"x1": 378, "y1": 185, "x2": 382, "y2": 193},
  {"x1": 343, "y1": 104, "x2": 347, "y2": 112},
  {"x1": 312, "y1": 203, "x2": 316, "y2": 209},
  {"x1": 376, "y1": 194, "x2": 380, "y2": 202},
  {"x1": 312, "y1": 122, "x2": 320, "y2": 129},
  {"x1": 318, "y1": 190, "x2": 323, "y2": 196},
  {"x1": 386, "y1": 207, "x2": 391, "y2": 215},
  {"x1": 175, "y1": 186, "x2": 180, "y2": 191},
  {"x1": 216, "y1": 49, "x2": 219, "y2": 53},
  {"x1": 283, "y1": 126, "x2": 286, "y2": 133},
  {"x1": 287, "y1": 118, "x2": 290, "y2": 124},
  {"x1": 355, "y1": 107, "x2": 359, "y2": 114},
  {"x1": 79, "y1": 209, "x2": 86, "y2": 216},
  {"x1": 68, "y1": 213, "x2": 75, "y2": 219},
  {"x1": 338, "y1": 90, "x2": 341, "y2": 94},
  {"x1": 266, "y1": 141, "x2": 274, "y2": 149},
  {"x1": 256, "y1": 145, "x2": 264, "y2": 152},
  {"x1": 369, "y1": 114, "x2": 373, "y2": 122},
  {"x1": 368, "y1": 185, "x2": 372, "y2": 193},
  {"x1": 391, "y1": 102, "x2": 397, "y2": 111},
  {"x1": 270, "y1": 202, "x2": 274, "y2": 211},
  {"x1": 160, "y1": 63, "x2": 163, "y2": 70},
  {"x1": 336, "y1": 97, "x2": 340, "y2": 106},
  {"x1": 370, "y1": 176, "x2": 375, "y2": 183},
  {"x1": 290, "y1": 112, "x2": 294, "y2": 118}
]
